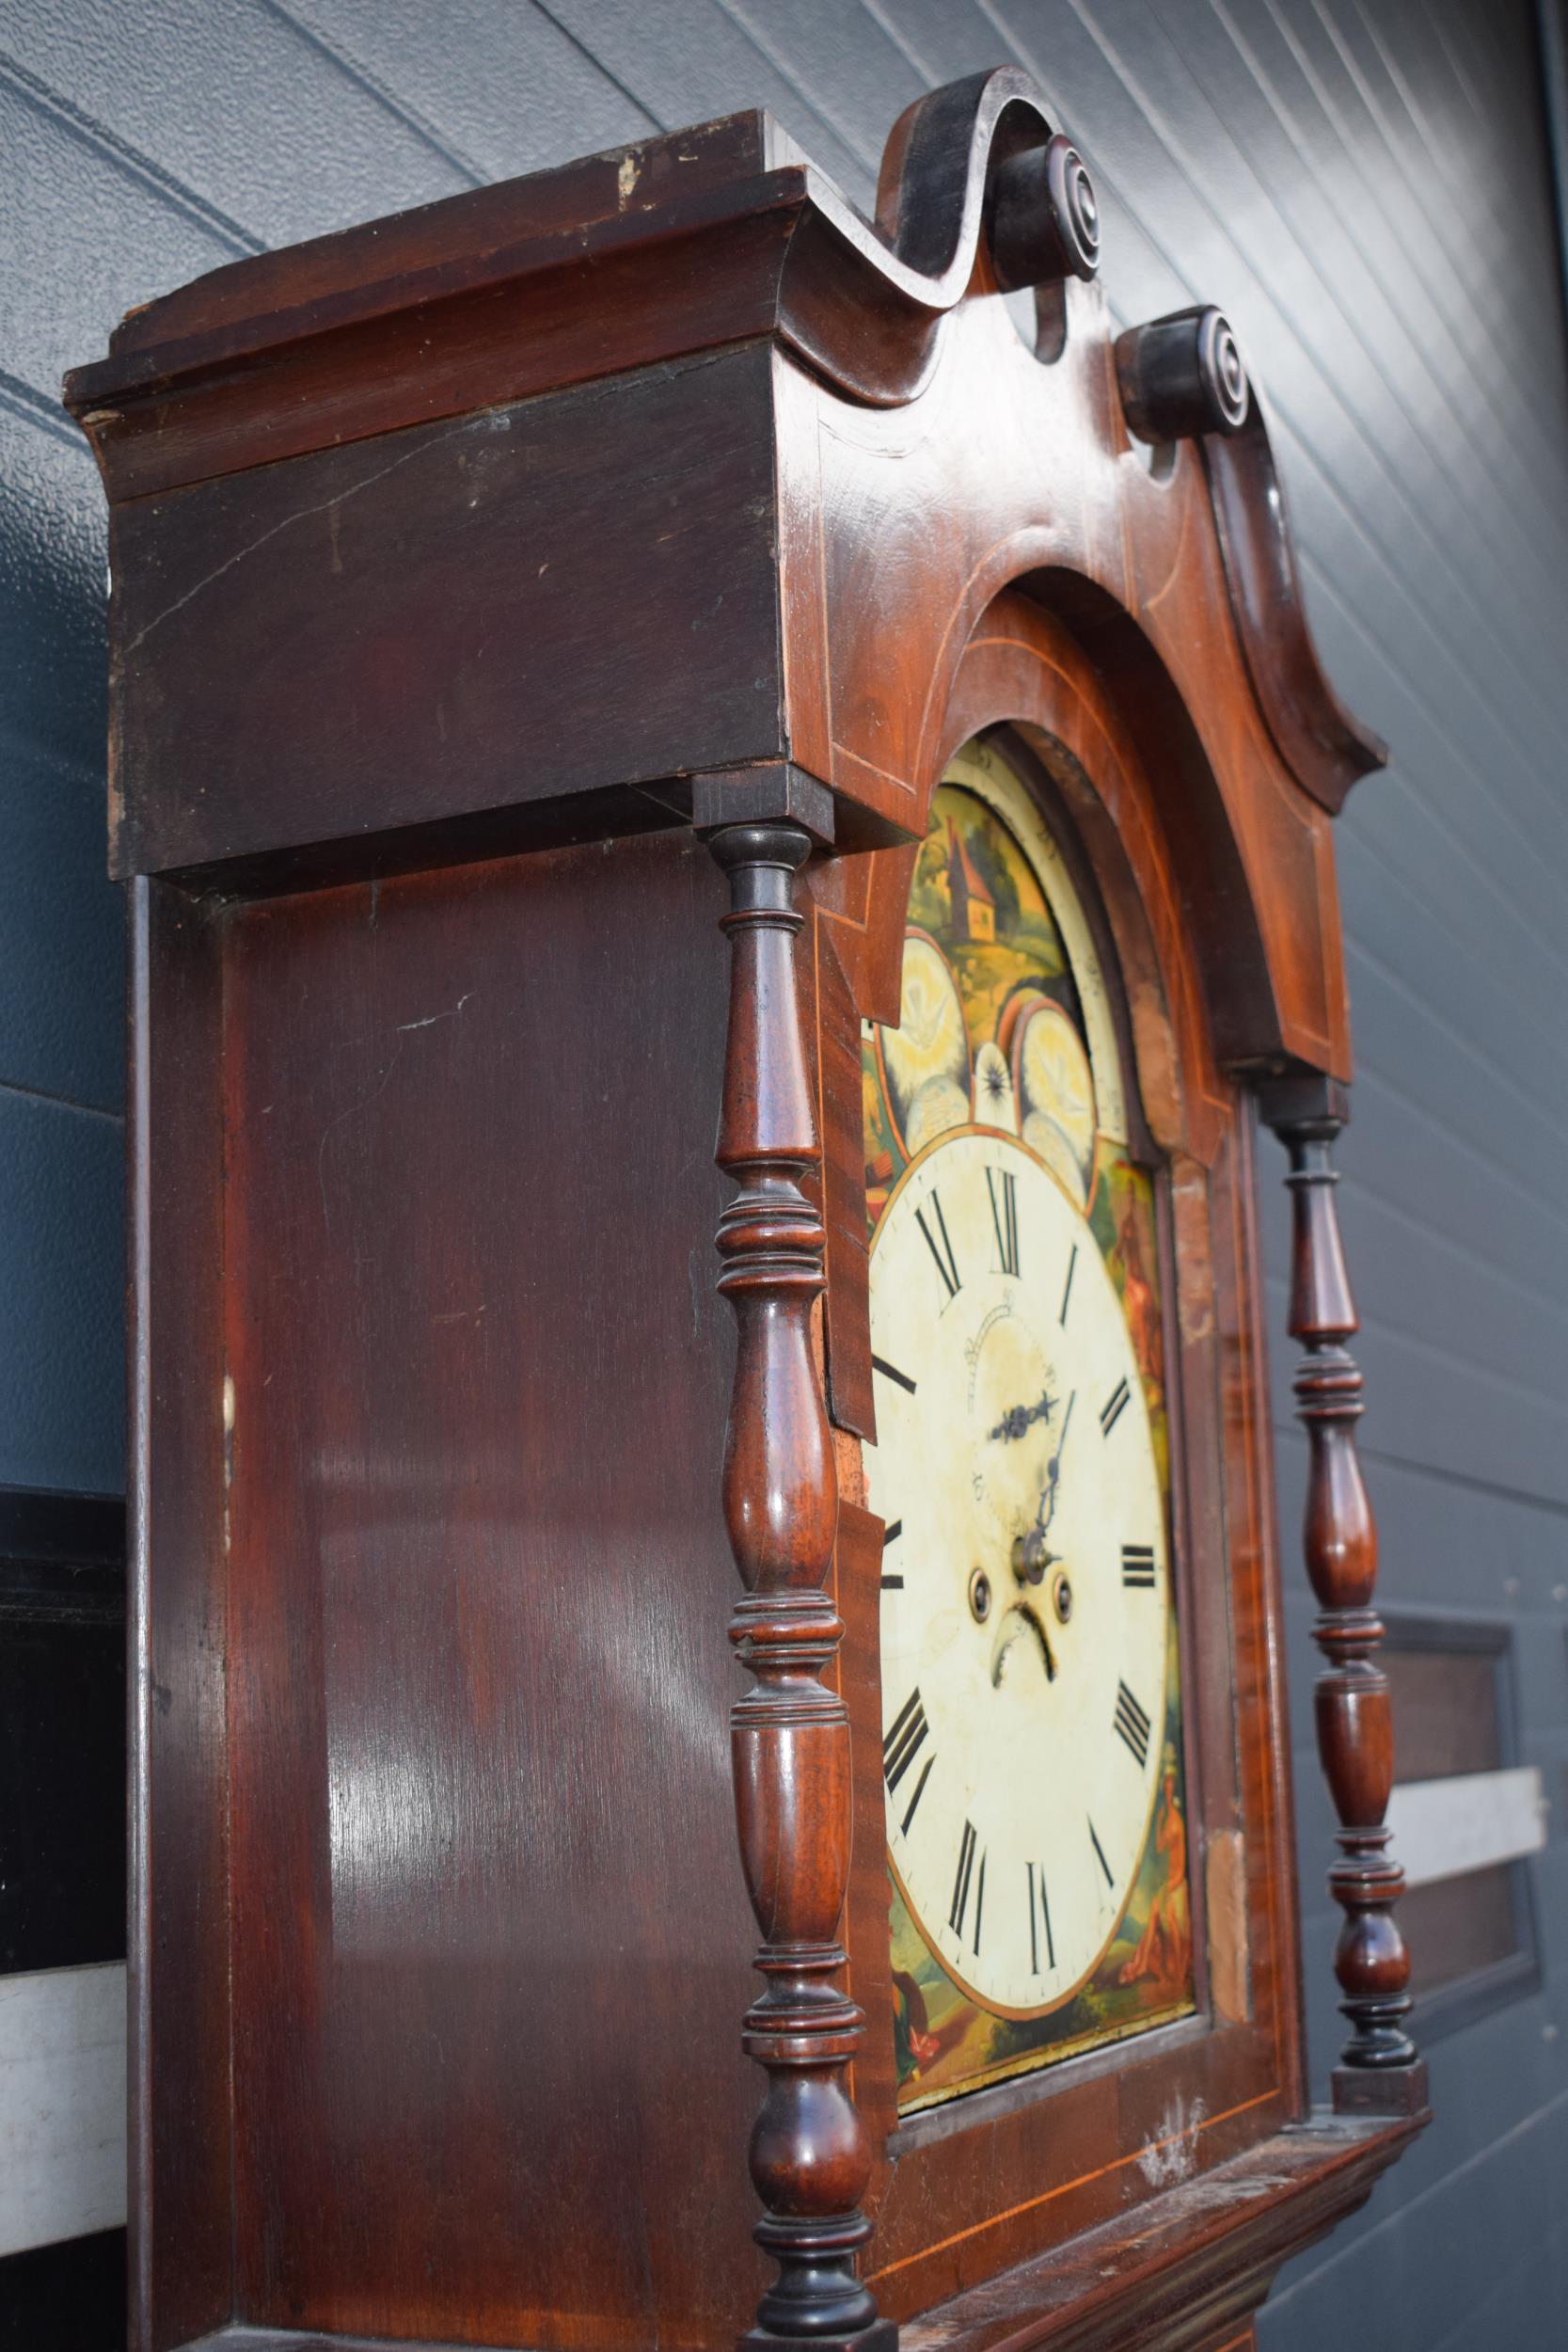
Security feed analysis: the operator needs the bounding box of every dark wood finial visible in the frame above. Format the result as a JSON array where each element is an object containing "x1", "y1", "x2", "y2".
[
  {"x1": 989, "y1": 134, "x2": 1101, "y2": 292},
  {"x1": 707, "y1": 821, "x2": 896, "y2": 2352},
  {"x1": 1117, "y1": 304, "x2": 1250, "y2": 442},
  {"x1": 1259, "y1": 1077, "x2": 1427, "y2": 2118}
]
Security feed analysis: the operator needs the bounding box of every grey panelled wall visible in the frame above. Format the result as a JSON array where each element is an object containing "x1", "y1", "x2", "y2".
[{"x1": 4, "y1": 2, "x2": 1567, "y2": 2344}]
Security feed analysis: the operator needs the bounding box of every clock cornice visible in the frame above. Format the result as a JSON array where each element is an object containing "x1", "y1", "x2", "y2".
[{"x1": 67, "y1": 71, "x2": 1377, "y2": 884}]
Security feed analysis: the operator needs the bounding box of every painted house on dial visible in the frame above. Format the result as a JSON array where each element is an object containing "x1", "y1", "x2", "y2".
[{"x1": 946, "y1": 817, "x2": 996, "y2": 943}]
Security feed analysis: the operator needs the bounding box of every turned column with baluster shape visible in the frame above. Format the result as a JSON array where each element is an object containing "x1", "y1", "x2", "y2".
[
  {"x1": 705, "y1": 818, "x2": 897, "y2": 2352},
  {"x1": 1259, "y1": 1076, "x2": 1427, "y2": 2117}
]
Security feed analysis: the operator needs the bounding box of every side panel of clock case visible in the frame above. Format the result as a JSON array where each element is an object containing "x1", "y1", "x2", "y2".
[{"x1": 203, "y1": 825, "x2": 760, "y2": 2347}]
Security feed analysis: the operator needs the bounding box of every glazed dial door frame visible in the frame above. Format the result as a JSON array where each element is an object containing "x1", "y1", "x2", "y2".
[
  {"x1": 858, "y1": 732, "x2": 1203, "y2": 2127},
  {"x1": 831, "y1": 623, "x2": 1308, "y2": 2318}
]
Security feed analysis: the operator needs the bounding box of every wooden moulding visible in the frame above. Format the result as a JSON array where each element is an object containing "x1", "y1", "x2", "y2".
[
  {"x1": 67, "y1": 72, "x2": 1377, "y2": 1032},
  {"x1": 67, "y1": 60, "x2": 1428, "y2": 2352},
  {"x1": 63, "y1": 73, "x2": 1120, "y2": 475},
  {"x1": 899, "y1": 2114, "x2": 1425, "y2": 2352}
]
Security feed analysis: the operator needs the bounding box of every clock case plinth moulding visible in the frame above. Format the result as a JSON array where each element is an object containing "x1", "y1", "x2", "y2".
[{"x1": 67, "y1": 66, "x2": 1426, "y2": 2352}]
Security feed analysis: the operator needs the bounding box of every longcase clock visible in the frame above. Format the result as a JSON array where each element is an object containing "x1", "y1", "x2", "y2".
[{"x1": 66, "y1": 67, "x2": 1427, "y2": 2352}]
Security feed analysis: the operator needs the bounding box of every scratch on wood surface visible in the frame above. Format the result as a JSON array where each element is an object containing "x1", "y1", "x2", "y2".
[
  {"x1": 119, "y1": 414, "x2": 483, "y2": 660},
  {"x1": 222, "y1": 1372, "x2": 236, "y2": 1557},
  {"x1": 396, "y1": 991, "x2": 473, "y2": 1035}
]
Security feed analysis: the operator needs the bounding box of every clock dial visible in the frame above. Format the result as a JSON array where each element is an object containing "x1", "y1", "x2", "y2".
[
  {"x1": 863, "y1": 742, "x2": 1195, "y2": 2115},
  {"x1": 869, "y1": 1131, "x2": 1167, "y2": 2013}
]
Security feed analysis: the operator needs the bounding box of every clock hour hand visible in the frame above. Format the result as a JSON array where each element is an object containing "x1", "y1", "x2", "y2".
[
  {"x1": 1012, "y1": 1390, "x2": 1075, "y2": 1583},
  {"x1": 988, "y1": 1386, "x2": 1055, "y2": 1445}
]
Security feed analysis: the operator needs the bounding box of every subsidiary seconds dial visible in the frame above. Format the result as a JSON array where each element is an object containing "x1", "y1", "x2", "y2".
[{"x1": 867, "y1": 1129, "x2": 1169, "y2": 2015}]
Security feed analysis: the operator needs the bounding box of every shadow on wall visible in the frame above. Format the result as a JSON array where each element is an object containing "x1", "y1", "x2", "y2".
[{"x1": 0, "y1": 401, "x2": 124, "y2": 1498}]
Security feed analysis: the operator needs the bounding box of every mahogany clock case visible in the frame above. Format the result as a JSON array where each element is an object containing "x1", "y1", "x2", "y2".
[{"x1": 66, "y1": 64, "x2": 1426, "y2": 2352}]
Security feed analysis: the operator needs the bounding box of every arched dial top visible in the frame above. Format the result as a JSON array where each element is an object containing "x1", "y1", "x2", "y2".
[{"x1": 862, "y1": 740, "x2": 1195, "y2": 2115}]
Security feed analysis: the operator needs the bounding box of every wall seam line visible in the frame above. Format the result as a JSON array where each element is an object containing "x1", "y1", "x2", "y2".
[{"x1": 0, "y1": 51, "x2": 260, "y2": 254}]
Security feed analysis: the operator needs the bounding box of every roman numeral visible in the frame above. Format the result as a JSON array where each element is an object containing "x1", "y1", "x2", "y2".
[
  {"x1": 1100, "y1": 1376, "x2": 1131, "y2": 1438},
  {"x1": 915, "y1": 1192, "x2": 961, "y2": 1301},
  {"x1": 880, "y1": 1519, "x2": 903, "y2": 1590},
  {"x1": 1088, "y1": 1815, "x2": 1114, "y2": 1888},
  {"x1": 872, "y1": 1354, "x2": 917, "y2": 1395},
  {"x1": 1121, "y1": 1543, "x2": 1157, "y2": 1588},
  {"x1": 949, "y1": 1820, "x2": 982, "y2": 1946},
  {"x1": 1059, "y1": 1243, "x2": 1078, "y2": 1325},
  {"x1": 987, "y1": 1166, "x2": 1021, "y2": 1278},
  {"x1": 899, "y1": 1756, "x2": 934, "y2": 1836},
  {"x1": 1113, "y1": 1678, "x2": 1153, "y2": 1771},
  {"x1": 883, "y1": 1689, "x2": 928, "y2": 1795},
  {"x1": 1028, "y1": 1860, "x2": 1056, "y2": 1974}
]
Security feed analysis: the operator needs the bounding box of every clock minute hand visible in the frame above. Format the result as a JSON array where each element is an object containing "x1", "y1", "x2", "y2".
[{"x1": 1056, "y1": 1385, "x2": 1075, "y2": 1448}]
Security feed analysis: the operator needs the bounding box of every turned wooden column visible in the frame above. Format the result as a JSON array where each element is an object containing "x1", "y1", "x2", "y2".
[
  {"x1": 1259, "y1": 1076, "x2": 1426, "y2": 2118},
  {"x1": 706, "y1": 820, "x2": 895, "y2": 2352}
]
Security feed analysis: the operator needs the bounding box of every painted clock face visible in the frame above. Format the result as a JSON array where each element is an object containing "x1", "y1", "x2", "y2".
[
  {"x1": 871, "y1": 1129, "x2": 1167, "y2": 2014},
  {"x1": 863, "y1": 739, "x2": 1195, "y2": 2114}
]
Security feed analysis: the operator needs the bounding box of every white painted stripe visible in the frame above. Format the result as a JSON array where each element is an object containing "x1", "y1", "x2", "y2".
[
  {"x1": 0, "y1": 1963, "x2": 126, "y2": 2256},
  {"x1": 1387, "y1": 1767, "x2": 1547, "y2": 1892}
]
